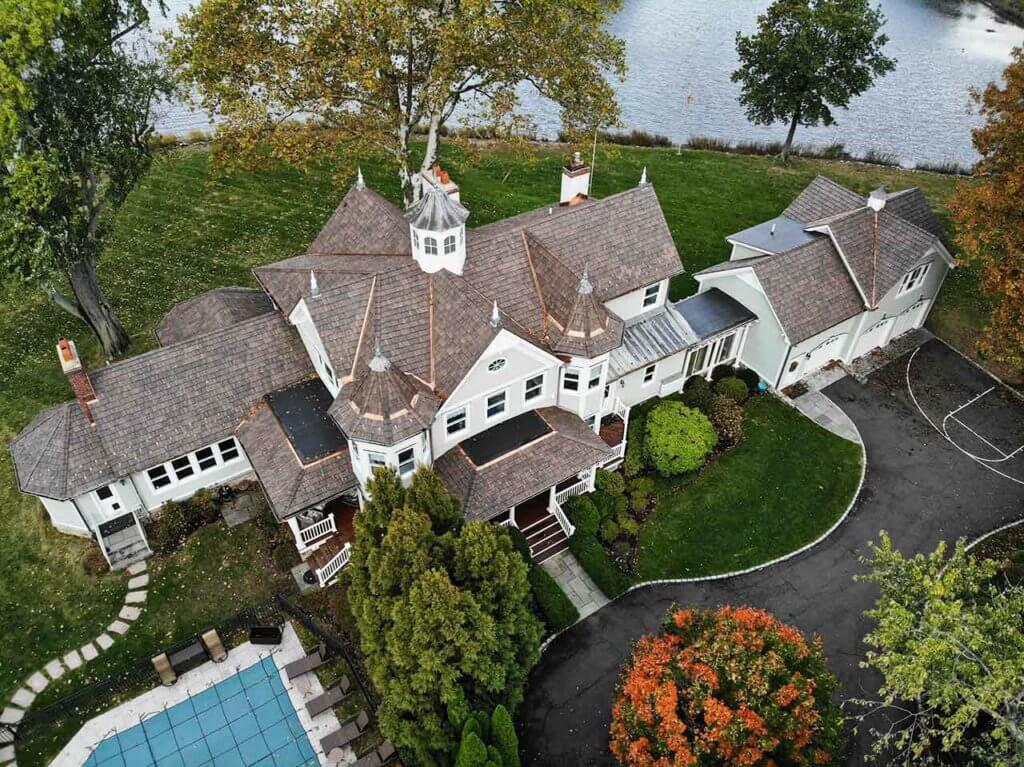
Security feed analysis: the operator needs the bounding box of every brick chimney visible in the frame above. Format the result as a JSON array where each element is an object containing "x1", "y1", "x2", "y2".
[
  {"x1": 560, "y1": 151, "x2": 590, "y2": 205},
  {"x1": 57, "y1": 338, "x2": 97, "y2": 424},
  {"x1": 423, "y1": 164, "x2": 460, "y2": 202}
]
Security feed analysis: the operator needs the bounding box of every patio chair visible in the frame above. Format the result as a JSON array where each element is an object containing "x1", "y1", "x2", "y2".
[
  {"x1": 284, "y1": 642, "x2": 330, "y2": 680},
  {"x1": 320, "y1": 710, "x2": 370, "y2": 754},
  {"x1": 199, "y1": 629, "x2": 228, "y2": 662},
  {"x1": 305, "y1": 675, "x2": 353, "y2": 718},
  {"x1": 151, "y1": 653, "x2": 177, "y2": 686},
  {"x1": 352, "y1": 740, "x2": 397, "y2": 767}
]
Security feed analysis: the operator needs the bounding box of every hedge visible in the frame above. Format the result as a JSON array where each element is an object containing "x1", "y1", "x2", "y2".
[
  {"x1": 527, "y1": 565, "x2": 579, "y2": 633},
  {"x1": 569, "y1": 532, "x2": 634, "y2": 599}
]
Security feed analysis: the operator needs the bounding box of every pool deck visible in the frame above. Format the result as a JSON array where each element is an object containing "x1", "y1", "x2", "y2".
[{"x1": 55, "y1": 622, "x2": 345, "y2": 766}]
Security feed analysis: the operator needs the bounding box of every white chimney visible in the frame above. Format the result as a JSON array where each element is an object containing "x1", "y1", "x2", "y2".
[
  {"x1": 560, "y1": 152, "x2": 590, "y2": 205},
  {"x1": 867, "y1": 187, "x2": 888, "y2": 212}
]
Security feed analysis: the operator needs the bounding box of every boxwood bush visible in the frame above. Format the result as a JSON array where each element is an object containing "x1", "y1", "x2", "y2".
[
  {"x1": 644, "y1": 401, "x2": 718, "y2": 476},
  {"x1": 681, "y1": 376, "x2": 714, "y2": 414},
  {"x1": 709, "y1": 395, "x2": 745, "y2": 447},
  {"x1": 564, "y1": 495, "x2": 600, "y2": 536},
  {"x1": 569, "y1": 532, "x2": 634, "y2": 598},
  {"x1": 736, "y1": 366, "x2": 761, "y2": 392},
  {"x1": 715, "y1": 376, "x2": 749, "y2": 403},
  {"x1": 527, "y1": 565, "x2": 579, "y2": 632}
]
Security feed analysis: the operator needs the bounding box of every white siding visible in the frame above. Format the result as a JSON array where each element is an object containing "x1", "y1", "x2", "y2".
[
  {"x1": 134, "y1": 441, "x2": 254, "y2": 512},
  {"x1": 432, "y1": 331, "x2": 560, "y2": 459},
  {"x1": 76, "y1": 479, "x2": 144, "y2": 527},
  {"x1": 350, "y1": 432, "x2": 430, "y2": 489},
  {"x1": 729, "y1": 243, "x2": 767, "y2": 261},
  {"x1": 290, "y1": 300, "x2": 340, "y2": 396},
  {"x1": 614, "y1": 348, "x2": 689, "y2": 407},
  {"x1": 604, "y1": 279, "x2": 668, "y2": 322},
  {"x1": 41, "y1": 497, "x2": 90, "y2": 537},
  {"x1": 555, "y1": 354, "x2": 609, "y2": 421}
]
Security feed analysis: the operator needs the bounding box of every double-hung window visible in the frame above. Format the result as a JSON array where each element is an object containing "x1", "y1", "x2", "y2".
[
  {"x1": 642, "y1": 283, "x2": 661, "y2": 308},
  {"x1": 588, "y1": 364, "x2": 603, "y2": 390},
  {"x1": 218, "y1": 438, "x2": 240, "y2": 462},
  {"x1": 443, "y1": 235, "x2": 457, "y2": 255},
  {"x1": 446, "y1": 408, "x2": 467, "y2": 436},
  {"x1": 524, "y1": 374, "x2": 544, "y2": 402},
  {"x1": 424, "y1": 237, "x2": 438, "y2": 256},
  {"x1": 147, "y1": 465, "x2": 171, "y2": 490},
  {"x1": 398, "y1": 447, "x2": 416, "y2": 477},
  {"x1": 562, "y1": 368, "x2": 580, "y2": 392},
  {"x1": 642, "y1": 364, "x2": 657, "y2": 384},
  {"x1": 486, "y1": 391, "x2": 507, "y2": 419},
  {"x1": 171, "y1": 456, "x2": 194, "y2": 481},
  {"x1": 898, "y1": 262, "x2": 930, "y2": 295},
  {"x1": 195, "y1": 447, "x2": 217, "y2": 472},
  {"x1": 368, "y1": 452, "x2": 386, "y2": 472}
]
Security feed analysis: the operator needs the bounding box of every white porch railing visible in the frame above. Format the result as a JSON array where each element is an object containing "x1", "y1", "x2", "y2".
[
  {"x1": 602, "y1": 440, "x2": 627, "y2": 465},
  {"x1": 555, "y1": 469, "x2": 593, "y2": 505},
  {"x1": 500, "y1": 518, "x2": 518, "y2": 529},
  {"x1": 611, "y1": 396, "x2": 629, "y2": 422},
  {"x1": 550, "y1": 500, "x2": 576, "y2": 538},
  {"x1": 288, "y1": 514, "x2": 337, "y2": 551},
  {"x1": 316, "y1": 542, "x2": 351, "y2": 588}
]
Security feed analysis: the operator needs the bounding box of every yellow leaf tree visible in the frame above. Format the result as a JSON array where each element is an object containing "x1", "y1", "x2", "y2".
[
  {"x1": 949, "y1": 47, "x2": 1024, "y2": 371},
  {"x1": 168, "y1": 0, "x2": 626, "y2": 205}
]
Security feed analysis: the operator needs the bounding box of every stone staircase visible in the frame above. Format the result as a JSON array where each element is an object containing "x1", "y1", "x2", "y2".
[
  {"x1": 99, "y1": 513, "x2": 151, "y2": 571},
  {"x1": 521, "y1": 513, "x2": 569, "y2": 564}
]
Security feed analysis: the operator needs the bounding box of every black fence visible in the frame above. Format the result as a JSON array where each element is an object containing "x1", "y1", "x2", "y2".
[{"x1": 6, "y1": 593, "x2": 374, "y2": 747}]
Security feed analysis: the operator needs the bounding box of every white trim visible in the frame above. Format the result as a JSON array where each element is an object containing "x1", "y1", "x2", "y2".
[
  {"x1": 696, "y1": 268, "x2": 791, "y2": 346},
  {"x1": 444, "y1": 406, "x2": 469, "y2": 438},
  {"x1": 485, "y1": 389, "x2": 508, "y2": 422},
  {"x1": 724, "y1": 238, "x2": 775, "y2": 257},
  {"x1": 524, "y1": 373, "x2": 545, "y2": 402}
]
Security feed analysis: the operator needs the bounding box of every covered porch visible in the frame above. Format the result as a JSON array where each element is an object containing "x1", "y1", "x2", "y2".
[{"x1": 291, "y1": 496, "x2": 358, "y2": 588}]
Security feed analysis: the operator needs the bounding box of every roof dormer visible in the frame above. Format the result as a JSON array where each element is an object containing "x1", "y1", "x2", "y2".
[{"x1": 405, "y1": 180, "x2": 470, "y2": 275}]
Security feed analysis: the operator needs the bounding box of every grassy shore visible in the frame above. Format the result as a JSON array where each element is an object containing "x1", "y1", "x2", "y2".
[{"x1": 0, "y1": 141, "x2": 1004, "y2": 736}]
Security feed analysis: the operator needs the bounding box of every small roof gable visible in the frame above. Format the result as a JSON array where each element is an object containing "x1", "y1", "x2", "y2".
[
  {"x1": 884, "y1": 187, "x2": 944, "y2": 239},
  {"x1": 329, "y1": 342, "x2": 439, "y2": 446},
  {"x1": 254, "y1": 253, "x2": 408, "y2": 314},
  {"x1": 404, "y1": 186, "x2": 469, "y2": 231},
  {"x1": 308, "y1": 184, "x2": 411, "y2": 256},
  {"x1": 784, "y1": 175, "x2": 866, "y2": 224},
  {"x1": 155, "y1": 287, "x2": 274, "y2": 347}
]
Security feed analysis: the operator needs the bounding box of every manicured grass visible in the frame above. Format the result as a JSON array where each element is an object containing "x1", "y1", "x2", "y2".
[
  {"x1": 0, "y1": 141, "x2": 990, "y2": 720},
  {"x1": 635, "y1": 397, "x2": 863, "y2": 580}
]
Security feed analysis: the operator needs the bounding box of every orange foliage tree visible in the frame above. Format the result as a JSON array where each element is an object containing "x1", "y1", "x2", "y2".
[
  {"x1": 609, "y1": 606, "x2": 843, "y2": 767},
  {"x1": 949, "y1": 47, "x2": 1024, "y2": 371}
]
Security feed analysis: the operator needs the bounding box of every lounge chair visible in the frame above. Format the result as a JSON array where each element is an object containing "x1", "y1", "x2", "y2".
[
  {"x1": 152, "y1": 653, "x2": 177, "y2": 686},
  {"x1": 320, "y1": 710, "x2": 370, "y2": 754},
  {"x1": 199, "y1": 629, "x2": 228, "y2": 662},
  {"x1": 352, "y1": 741, "x2": 397, "y2": 767},
  {"x1": 284, "y1": 642, "x2": 330, "y2": 680},
  {"x1": 305, "y1": 675, "x2": 352, "y2": 718}
]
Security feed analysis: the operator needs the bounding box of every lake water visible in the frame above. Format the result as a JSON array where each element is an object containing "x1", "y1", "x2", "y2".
[{"x1": 148, "y1": 0, "x2": 1023, "y2": 167}]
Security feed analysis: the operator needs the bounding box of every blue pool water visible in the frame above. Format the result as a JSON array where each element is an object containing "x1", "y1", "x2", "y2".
[{"x1": 83, "y1": 656, "x2": 318, "y2": 767}]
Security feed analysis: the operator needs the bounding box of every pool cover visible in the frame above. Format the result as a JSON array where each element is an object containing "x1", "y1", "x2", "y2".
[{"x1": 83, "y1": 656, "x2": 318, "y2": 767}]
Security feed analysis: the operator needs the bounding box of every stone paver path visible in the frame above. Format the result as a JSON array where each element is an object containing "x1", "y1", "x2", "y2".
[
  {"x1": 541, "y1": 550, "x2": 608, "y2": 620},
  {"x1": 0, "y1": 560, "x2": 151, "y2": 766},
  {"x1": 791, "y1": 390, "x2": 861, "y2": 443}
]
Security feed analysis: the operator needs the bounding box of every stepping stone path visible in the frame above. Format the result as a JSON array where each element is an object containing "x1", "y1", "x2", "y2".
[{"x1": 0, "y1": 561, "x2": 150, "y2": 766}]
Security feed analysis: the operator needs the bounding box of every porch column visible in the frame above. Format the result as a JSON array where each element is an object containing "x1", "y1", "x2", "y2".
[{"x1": 548, "y1": 484, "x2": 557, "y2": 513}]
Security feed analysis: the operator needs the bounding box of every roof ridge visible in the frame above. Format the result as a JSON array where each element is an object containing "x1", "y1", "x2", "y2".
[{"x1": 521, "y1": 232, "x2": 552, "y2": 339}]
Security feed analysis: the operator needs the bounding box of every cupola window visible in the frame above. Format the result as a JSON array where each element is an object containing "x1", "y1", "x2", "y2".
[
  {"x1": 444, "y1": 234, "x2": 457, "y2": 255},
  {"x1": 424, "y1": 237, "x2": 438, "y2": 256}
]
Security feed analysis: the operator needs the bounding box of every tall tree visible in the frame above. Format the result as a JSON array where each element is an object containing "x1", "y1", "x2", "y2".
[
  {"x1": 856, "y1": 533, "x2": 1024, "y2": 766},
  {"x1": 0, "y1": 0, "x2": 171, "y2": 356},
  {"x1": 949, "y1": 47, "x2": 1024, "y2": 372},
  {"x1": 731, "y1": 0, "x2": 895, "y2": 160},
  {"x1": 168, "y1": 0, "x2": 626, "y2": 205},
  {"x1": 347, "y1": 467, "x2": 542, "y2": 765}
]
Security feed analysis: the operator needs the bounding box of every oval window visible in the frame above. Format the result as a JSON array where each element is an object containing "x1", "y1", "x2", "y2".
[{"x1": 488, "y1": 358, "x2": 506, "y2": 372}]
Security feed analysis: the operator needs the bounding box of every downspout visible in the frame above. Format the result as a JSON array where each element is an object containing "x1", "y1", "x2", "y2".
[{"x1": 775, "y1": 344, "x2": 795, "y2": 390}]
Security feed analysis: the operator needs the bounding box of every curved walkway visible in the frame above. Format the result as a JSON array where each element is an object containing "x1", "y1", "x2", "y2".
[
  {"x1": 0, "y1": 561, "x2": 151, "y2": 767},
  {"x1": 521, "y1": 339, "x2": 1024, "y2": 766}
]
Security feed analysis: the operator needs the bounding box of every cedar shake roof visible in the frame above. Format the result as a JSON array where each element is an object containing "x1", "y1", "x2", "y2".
[
  {"x1": 434, "y1": 407, "x2": 612, "y2": 521},
  {"x1": 308, "y1": 184, "x2": 411, "y2": 256},
  {"x1": 328, "y1": 342, "x2": 440, "y2": 445},
  {"x1": 236, "y1": 400, "x2": 356, "y2": 520},
  {"x1": 697, "y1": 176, "x2": 950, "y2": 343},
  {"x1": 155, "y1": 287, "x2": 275, "y2": 346}
]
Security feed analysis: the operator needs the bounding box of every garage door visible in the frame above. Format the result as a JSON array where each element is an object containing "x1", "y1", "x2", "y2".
[
  {"x1": 854, "y1": 317, "x2": 895, "y2": 358},
  {"x1": 893, "y1": 299, "x2": 930, "y2": 338},
  {"x1": 804, "y1": 334, "x2": 847, "y2": 375}
]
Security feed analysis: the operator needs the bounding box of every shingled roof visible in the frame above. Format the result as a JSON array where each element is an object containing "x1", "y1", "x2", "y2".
[
  {"x1": 434, "y1": 407, "x2": 612, "y2": 521},
  {"x1": 697, "y1": 176, "x2": 951, "y2": 343},
  {"x1": 308, "y1": 183, "x2": 411, "y2": 256},
  {"x1": 155, "y1": 287, "x2": 274, "y2": 346}
]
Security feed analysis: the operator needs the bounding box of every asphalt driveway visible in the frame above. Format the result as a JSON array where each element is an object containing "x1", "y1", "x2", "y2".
[{"x1": 520, "y1": 338, "x2": 1024, "y2": 765}]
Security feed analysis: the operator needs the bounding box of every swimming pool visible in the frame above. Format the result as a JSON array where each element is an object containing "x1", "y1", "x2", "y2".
[{"x1": 82, "y1": 656, "x2": 319, "y2": 767}]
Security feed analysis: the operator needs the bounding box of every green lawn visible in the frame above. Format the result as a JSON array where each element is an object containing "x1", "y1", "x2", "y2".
[
  {"x1": 635, "y1": 397, "x2": 863, "y2": 580},
  {"x1": 0, "y1": 141, "x2": 993, "y2": 724}
]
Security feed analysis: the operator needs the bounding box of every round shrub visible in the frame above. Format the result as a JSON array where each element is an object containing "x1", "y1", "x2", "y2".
[
  {"x1": 592, "y1": 488, "x2": 628, "y2": 523},
  {"x1": 627, "y1": 476, "x2": 656, "y2": 516},
  {"x1": 736, "y1": 366, "x2": 761, "y2": 392},
  {"x1": 188, "y1": 488, "x2": 220, "y2": 525},
  {"x1": 710, "y1": 363, "x2": 736, "y2": 382},
  {"x1": 566, "y1": 495, "x2": 600, "y2": 536},
  {"x1": 610, "y1": 606, "x2": 843, "y2": 767},
  {"x1": 709, "y1": 395, "x2": 745, "y2": 447},
  {"x1": 715, "y1": 375, "x2": 749, "y2": 403},
  {"x1": 643, "y1": 401, "x2": 717, "y2": 477},
  {"x1": 594, "y1": 468, "x2": 626, "y2": 497},
  {"x1": 681, "y1": 376, "x2": 714, "y2": 413},
  {"x1": 599, "y1": 518, "x2": 620, "y2": 544},
  {"x1": 616, "y1": 514, "x2": 639, "y2": 539},
  {"x1": 145, "y1": 500, "x2": 188, "y2": 554},
  {"x1": 507, "y1": 526, "x2": 532, "y2": 561}
]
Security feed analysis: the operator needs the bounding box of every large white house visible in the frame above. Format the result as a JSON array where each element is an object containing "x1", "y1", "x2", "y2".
[{"x1": 10, "y1": 160, "x2": 947, "y2": 586}]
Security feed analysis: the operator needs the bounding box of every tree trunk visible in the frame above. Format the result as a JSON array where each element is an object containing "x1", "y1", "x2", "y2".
[
  {"x1": 781, "y1": 107, "x2": 801, "y2": 162},
  {"x1": 397, "y1": 123, "x2": 415, "y2": 207},
  {"x1": 62, "y1": 256, "x2": 131, "y2": 357},
  {"x1": 418, "y1": 113, "x2": 443, "y2": 189}
]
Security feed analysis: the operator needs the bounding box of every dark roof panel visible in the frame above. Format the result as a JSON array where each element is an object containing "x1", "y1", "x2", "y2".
[
  {"x1": 727, "y1": 215, "x2": 818, "y2": 255},
  {"x1": 672, "y1": 288, "x2": 758, "y2": 342},
  {"x1": 266, "y1": 378, "x2": 348, "y2": 464}
]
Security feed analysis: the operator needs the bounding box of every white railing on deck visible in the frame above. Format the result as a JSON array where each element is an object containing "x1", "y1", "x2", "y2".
[
  {"x1": 603, "y1": 440, "x2": 627, "y2": 465},
  {"x1": 555, "y1": 474, "x2": 590, "y2": 505},
  {"x1": 317, "y1": 542, "x2": 351, "y2": 588},
  {"x1": 500, "y1": 518, "x2": 518, "y2": 529},
  {"x1": 288, "y1": 514, "x2": 336, "y2": 551},
  {"x1": 550, "y1": 500, "x2": 576, "y2": 538},
  {"x1": 612, "y1": 396, "x2": 629, "y2": 422}
]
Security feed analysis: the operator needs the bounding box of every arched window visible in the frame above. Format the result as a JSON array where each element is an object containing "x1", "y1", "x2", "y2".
[
  {"x1": 424, "y1": 236, "x2": 438, "y2": 256},
  {"x1": 443, "y1": 234, "x2": 457, "y2": 255}
]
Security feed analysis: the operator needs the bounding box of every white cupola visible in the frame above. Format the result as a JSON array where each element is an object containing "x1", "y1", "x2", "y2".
[{"x1": 405, "y1": 178, "x2": 470, "y2": 275}]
